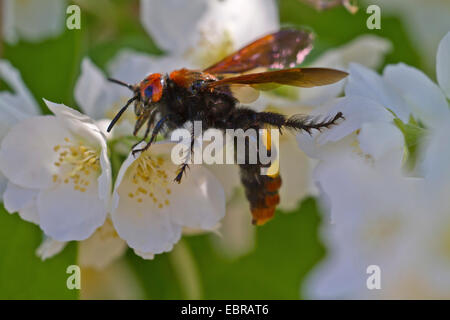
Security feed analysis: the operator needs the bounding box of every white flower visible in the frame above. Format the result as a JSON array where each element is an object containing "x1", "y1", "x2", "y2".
[
  {"x1": 344, "y1": 35, "x2": 450, "y2": 127},
  {"x1": 0, "y1": 59, "x2": 41, "y2": 200},
  {"x1": 211, "y1": 189, "x2": 256, "y2": 258},
  {"x1": 304, "y1": 30, "x2": 450, "y2": 300},
  {"x1": 140, "y1": 0, "x2": 279, "y2": 64},
  {"x1": 305, "y1": 119, "x2": 450, "y2": 298},
  {"x1": 110, "y1": 142, "x2": 225, "y2": 255},
  {"x1": 36, "y1": 217, "x2": 128, "y2": 269},
  {"x1": 304, "y1": 155, "x2": 424, "y2": 299},
  {"x1": 297, "y1": 96, "x2": 405, "y2": 169},
  {"x1": 2, "y1": 0, "x2": 66, "y2": 44},
  {"x1": 0, "y1": 100, "x2": 111, "y2": 241},
  {"x1": 436, "y1": 31, "x2": 450, "y2": 101}
]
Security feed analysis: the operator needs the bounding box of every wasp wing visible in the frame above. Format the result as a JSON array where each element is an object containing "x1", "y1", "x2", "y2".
[
  {"x1": 204, "y1": 28, "x2": 314, "y2": 75},
  {"x1": 206, "y1": 68, "x2": 348, "y2": 90}
]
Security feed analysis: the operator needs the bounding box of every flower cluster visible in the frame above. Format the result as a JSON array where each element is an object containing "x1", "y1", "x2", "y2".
[{"x1": 303, "y1": 31, "x2": 450, "y2": 299}]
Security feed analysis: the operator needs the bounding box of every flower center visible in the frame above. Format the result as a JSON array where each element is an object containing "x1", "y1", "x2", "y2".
[
  {"x1": 52, "y1": 137, "x2": 100, "y2": 192},
  {"x1": 185, "y1": 29, "x2": 234, "y2": 69},
  {"x1": 127, "y1": 153, "x2": 172, "y2": 208}
]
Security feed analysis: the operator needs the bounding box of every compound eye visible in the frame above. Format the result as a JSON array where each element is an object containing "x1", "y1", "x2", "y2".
[{"x1": 144, "y1": 85, "x2": 153, "y2": 100}]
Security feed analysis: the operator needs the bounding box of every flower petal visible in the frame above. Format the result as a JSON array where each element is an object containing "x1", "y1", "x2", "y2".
[
  {"x1": 0, "y1": 116, "x2": 72, "y2": 189},
  {"x1": 436, "y1": 31, "x2": 450, "y2": 100},
  {"x1": 108, "y1": 49, "x2": 184, "y2": 83},
  {"x1": 357, "y1": 121, "x2": 404, "y2": 169},
  {"x1": 3, "y1": 0, "x2": 65, "y2": 44},
  {"x1": 0, "y1": 59, "x2": 40, "y2": 116},
  {"x1": 37, "y1": 177, "x2": 107, "y2": 241},
  {"x1": 36, "y1": 236, "x2": 67, "y2": 261},
  {"x1": 3, "y1": 181, "x2": 37, "y2": 213},
  {"x1": 44, "y1": 100, "x2": 112, "y2": 206},
  {"x1": 383, "y1": 63, "x2": 450, "y2": 126},
  {"x1": 213, "y1": 190, "x2": 255, "y2": 258},
  {"x1": 2, "y1": 181, "x2": 40, "y2": 224},
  {"x1": 0, "y1": 173, "x2": 7, "y2": 201},
  {"x1": 299, "y1": 35, "x2": 391, "y2": 106},
  {"x1": 133, "y1": 250, "x2": 155, "y2": 260},
  {"x1": 315, "y1": 96, "x2": 393, "y2": 145},
  {"x1": 18, "y1": 203, "x2": 40, "y2": 224},
  {"x1": 170, "y1": 165, "x2": 225, "y2": 230},
  {"x1": 278, "y1": 135, "x2": 314, "y2": 209},
  {"x1": 421, "y1": 120, "x2": 450, "y2": 195},
  {"x1": 75, "y1": 58, "x2": 128, "y2": 120},
  {"x1": 111, "y1": 143, "x2": 182, "y2": 254},
  {"x1": 315, "y1": 35, "x2": 392, "y2": 70},
  {"x1": 345, "y1": 63, "x2": 411, "y2": 121},
  {"x1": 296, "y1": 96, "x2": 395, "y2": 162}
]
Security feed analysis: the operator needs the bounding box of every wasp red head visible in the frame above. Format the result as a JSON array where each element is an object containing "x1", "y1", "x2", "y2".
[
  {"x1": 139, "y1": 73, "x2": 164, "y2": 104},
  {"x1": 106, "y1": 73, "x2": 165, "y2": 133}
]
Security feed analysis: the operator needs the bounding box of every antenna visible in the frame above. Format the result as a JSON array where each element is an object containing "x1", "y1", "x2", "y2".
[
  {"x1": 107, "y1": 96, "x2": 138, "y2": 132},
  {"x1": 108, "y1": 78, "x2": 134, "y2": 91}
]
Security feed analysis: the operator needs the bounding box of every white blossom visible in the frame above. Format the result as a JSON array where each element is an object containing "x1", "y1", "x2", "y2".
[
  {"x1": 2, "y1": 0, "x2": 66, "y2": 44},
  {"x1": 0, "y1": 100, "x2": 111, "y2": 241},
  {"x1": 110, "y1": 142, "x2": 225, "y2": 255}
]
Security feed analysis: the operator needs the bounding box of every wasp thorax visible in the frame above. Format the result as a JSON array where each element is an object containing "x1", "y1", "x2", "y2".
[{"x1": 52, "y1": 137, "x2": 101, "y2": 192}]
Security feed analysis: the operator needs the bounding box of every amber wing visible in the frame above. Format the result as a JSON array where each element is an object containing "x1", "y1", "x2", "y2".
[
  {"x1": 206, "y1": 68, "x2": 349, "y2": 89},
  {"x1": 204, "y1": 28, "x2": 314, "y2": 75}
]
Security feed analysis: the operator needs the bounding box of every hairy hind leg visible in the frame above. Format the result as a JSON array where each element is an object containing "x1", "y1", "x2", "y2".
[
  {"x1": 255, "y1": 111, "x2": 344, "y2": 134},
  {"x1": 226, "y1": 107, "x2": 343, "y2": 134}
]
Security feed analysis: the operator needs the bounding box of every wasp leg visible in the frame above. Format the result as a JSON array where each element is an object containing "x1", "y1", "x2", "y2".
[
  {"x1": 174, "y1": 124, "x2": 196, "y2": 184},
  {"x1": 132, "y1": 111, "x2": 157, "y2": 150},
  {"x1": 132, "y1": 115, "x2": 168, "y2": 157},
  {"x1": 254, "y1": 111, "x2": 344, "y2": 134}
]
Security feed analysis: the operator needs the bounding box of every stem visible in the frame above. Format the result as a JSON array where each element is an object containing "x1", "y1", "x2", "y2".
[{"x1": 169, "y1": 240, "x2": 203, "y2": 300}]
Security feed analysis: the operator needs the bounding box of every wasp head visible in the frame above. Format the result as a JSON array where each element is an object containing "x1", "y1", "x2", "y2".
[{"x1": 106, "y1": 73, "x2": 164, "y2": 134}]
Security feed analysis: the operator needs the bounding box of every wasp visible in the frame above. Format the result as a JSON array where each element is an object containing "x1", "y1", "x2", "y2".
[{"x1": 107, "y1": 28, "x2": 347, "y2": 225}]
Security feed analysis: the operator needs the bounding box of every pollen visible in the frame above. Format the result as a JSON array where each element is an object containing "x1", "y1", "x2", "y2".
[
  {"x1": 51, "y1": 138, "x2": 100, "y2": 193},
  {"x1": 127, "y1": 154, "x2": 173, "y2": 209}
]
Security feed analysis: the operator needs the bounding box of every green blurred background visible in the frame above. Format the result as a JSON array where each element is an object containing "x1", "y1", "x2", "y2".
[{"x1": 0, "y1": 0, "x2": 434, "y2": 299}]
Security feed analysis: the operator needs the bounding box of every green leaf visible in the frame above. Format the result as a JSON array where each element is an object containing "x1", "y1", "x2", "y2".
[
  {"x1": 0, "y1": 205, "x2": 78, "y2": 299},
  {"x1": 126, "y1": 250, "x2": 184, "y2": 299}
]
